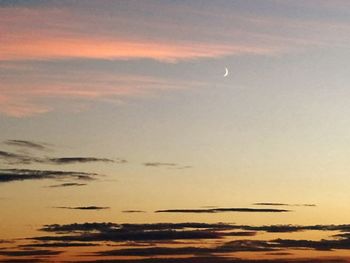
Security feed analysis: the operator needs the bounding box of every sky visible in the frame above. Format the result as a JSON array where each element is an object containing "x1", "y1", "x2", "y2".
[{"x1": 1, "y1": 0, "x2": 350, "y2": 262}]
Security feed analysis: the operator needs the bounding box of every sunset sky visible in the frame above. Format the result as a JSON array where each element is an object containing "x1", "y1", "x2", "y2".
[{"x1": 2, "y1": 1, "x2": 350, "y2": 262}]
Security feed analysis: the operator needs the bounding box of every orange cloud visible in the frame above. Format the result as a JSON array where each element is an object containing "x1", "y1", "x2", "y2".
[
  {"x1": 0, "y1": 74, "x2": 204, "y2": 117},
  {"x1": 0, "y1": 6, "x2": 280, "y2": 62},
  {"x1": 0, "y1": 37, "x2": 274, "y2": 62}
]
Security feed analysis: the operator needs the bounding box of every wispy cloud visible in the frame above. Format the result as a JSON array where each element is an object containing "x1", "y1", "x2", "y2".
[
  {"x1": 143, "y1": 162, "x2": 192, "y2": 169},
  {"x1": 48, "y1": 182, "x2": 87, "y2": 188},
  {"x1": 54, "y1": 206, "x2": 110, "y2": 210},
  {"x1": 155, "y1": 207, "x2": 290, "y2": 213},
  {"x1": 122, "y1": 210, "x2": 146, "y2": 213},
  {"x1": 0, "y1": 168, "x2": 98, "y2": 183},
  {"x1": 2, "y1": 0, "x2": 344, "y2": 117},
  {"x1": 47, "y1": 157, "x2": 116, "y2": 165},
  {"x1": 0, "y1": 148, "x2": 122, "y2": 166},
  {"x1": 4, "y1": 140, "x2": 49, "y2": 151}
]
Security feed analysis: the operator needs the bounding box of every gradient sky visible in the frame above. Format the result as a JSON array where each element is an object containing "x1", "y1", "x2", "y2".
[{"x1": 2, "y1": 0, "x2": 350, "y2": 262}]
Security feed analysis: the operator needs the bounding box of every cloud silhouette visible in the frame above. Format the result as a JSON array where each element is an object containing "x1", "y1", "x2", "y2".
[
  {"x1": 48, "y1": 182, "x2": 87, "y2": 188},
  {"x1": 20, "y1": 242, "x2": 99, "y2": 248},
  {"x1": 70, "y1": 258, "x2": 348, "y2": 263},
  {"x1": 5, "y1": 221, "x2": 350, "y2": 262},
  {"x1": 47, "y1": 157, "x2": 116, "y2": 164},
  {"x1": 31, "y1": 222, "x2": 239, "y2": 244},
  {"x1": 155, "y1": 207, "x2": 290, "y2": 213},
  {"x1": 0, "y1": 249, "x2": 62, "y2": 256},
  {"x1": 122, "y1": 210, "x2": 146, "y2": 213},
  {"x1": 0, "y1": 168, "x2": 98, "y2": 183},
  {"x1": 54, "y1": 206, "x2": 110, "y2": 210},
  {"x1": 0, "y1": 150, "x2": 39, "y2": 165}
]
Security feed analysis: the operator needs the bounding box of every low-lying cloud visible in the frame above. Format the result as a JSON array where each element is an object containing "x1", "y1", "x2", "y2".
[
  {"x1": 55, "y1": 206, "x2": 110, "y2": 210},
  {"x1": 155, "y1": 207, "x2": 290, "y2": 213}
]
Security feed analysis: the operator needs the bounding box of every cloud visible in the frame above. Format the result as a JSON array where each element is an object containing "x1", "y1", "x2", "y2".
[
  {"x1": 143, "y1": 162, "x2": 192, "y2": 170},
  {"x1": 67, "y1": 258, "x2": 348, "y2": 263},
  {"x1": 31, "y1": 222, "x2": 238, "y2": 243},
  {"x1": 4, "y1": 140, "x2": 49, "y2": 151},
  {"x1": 48, "y1": 182, "x2": 87, "y2": 188},
  {"x1": 272, "y1": 237, "x2": 350, "y2": 251},
  {"x1": 155, "y1": 207, "x2": 290, "y2": 213},
  {"x1": 2, "y1": 1, "x2": 350, "y2": 117},
  {"x1": 47, "y1": 157, "x2": 115, "y2": 165},
  {"x1": 0, "y1": 260, "x2": 47, "y2": 263},
  {"x1": 0, "y1": 249, "x2": 62, "y2": 257},
  {"x1": 20, "y1": 242, "x2": 99, "y2": 248},
  {"x1": 143, "y1": 162, "x2": 177, "y2": 167},
  {"x1": 238, "y1": 224, "x2": 350, "y2": 233},
  {"x1": 0, "y1": 168, "x2": 98, "y2": 183},
  {"x1": 10, "y1": 221, "x2": 350, "y2": 262},
  {"x1": 0, "y1": 148, "x2": 121, "y2": 166},
  {"x1": 122, "y1": 210, "x2": 146, "y2": 213},
  {"x1": 254, "y1": 203, "x2": 316, "y2": 207},
  {"x1": 54, "y1": 206, "x2": 110, "y2": 210},
  {"x1": 0, "y1": 150, "x2": 38, "y2": 165},
  {"x1": 40, "y1": 222, "x2": 235, "y2": 233}
]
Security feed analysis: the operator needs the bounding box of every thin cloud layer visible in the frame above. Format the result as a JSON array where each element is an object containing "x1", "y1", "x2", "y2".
[
  {"x1": 0, "y1": 168, "x2": 98, "y2": 183},
  {"x1": 2, "y1": 1, "x2": 350, "y2": 117},
  {"x1": 122, "y1": 210, "x2": 146, "y2": 213},
  {"x1": 0, "y1": 249, "x2": 62, "y2": 257},
  {"x1": 4, "y1": 140, "x2": 49, "y2": 151},
  {"x1": 155, "y1": 207, "x2": 290, "y2": 213},
  {"x1": 54, "y1": 206, "x2": 110, "y2": 210},
  {"x1": 144, "y1": 162, "x2": 192, "y2": 169},
  {"x1": 0, "y1": 148, "x2": 122, "y2": 166},
  {"x1": 47, "y1": 157, "x2": 115, "y2": 165},
  {"x1": 48, "y1": 182, "x2": 87, "y2": 188},
  {"x1": 143, "y1": 162, "x2": 177, "y2": 167}
]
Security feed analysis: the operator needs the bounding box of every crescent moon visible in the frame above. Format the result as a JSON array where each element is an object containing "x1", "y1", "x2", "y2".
[{"x1": 224, "y1": 67, "x2": 229, "y2": 77}]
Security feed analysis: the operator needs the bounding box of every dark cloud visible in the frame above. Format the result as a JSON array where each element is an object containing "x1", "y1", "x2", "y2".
[
  {"x1": 54, "y1": 206, "x2": 110, "y2": 210},
  {"x1": 66, "y1": 257, "x2": 236, "y2": 263},
  {"x1": 94, "y1": 239, "x2": 274, "y2": 257},
  {"x1": 0, "y1": 249, "x2": 62, "y2": 256},
  {"x1": 0, "y1": 148, "x2": 122, "y2": 166},
  {"x1": 48, "y1": 182, "x2": 87, "y2": 188},
  {"x1": 122, "y1": 210, "x2": 146, "y2": 213},
  {"x1": 272, "y1": 237, "x2": 350, "y2": 251},
  {"x1": 13, "y1": 221, "x2": 350, "y2": 262},
  {"x1": 20, "y1": 242, "x2": 99, "y2": 248},
  {"x1": 47, "y1": 157, "x2": 115, "y2": 164},
  {"x1": 0, "y1": 260, "x2": 47, "y2": 263},
  {"x1": 238, "y1": 224, "x2": 350, "y2": 233},
  {"x1": 75, "y1": 258, "x2": 348, "y2": 263},
  {"x1": 32, "y1": 222, "x2": 238, "y2": 243},
  {"x1": 254, "y1": 203, "x2": 316, "y2": 207},
  {"x1": 0, "y1": 150, "x2": 39, "y2": 165},
  {"x1": 155, "y1": 207, "x2": 290, "y2": 213},
  {"x1": 4, "y1": 140, "x2": 49, "y2": 151},
  {"x1": 0, "y1": 168, "x2": 98, "y2": 183},
  {"x1": 40, "y1": 222, "x2": 235, "y2": 233},
  {"x1": 224, "y1": 231, "x2": 257, "y2": 237},
  {"x1": 93, "y1": 236, "x2": 350, "y2": 257}
]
